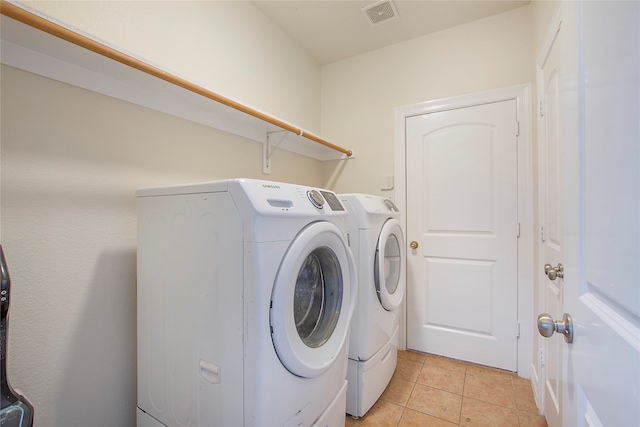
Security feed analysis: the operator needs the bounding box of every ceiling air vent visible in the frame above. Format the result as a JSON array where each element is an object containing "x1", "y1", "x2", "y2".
[{"x1": 362, "y1": 0, "x2": 399, "y2": 26}]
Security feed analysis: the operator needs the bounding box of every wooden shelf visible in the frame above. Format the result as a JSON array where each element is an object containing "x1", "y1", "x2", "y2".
[{"x1": 0, "y1": 3, "x2": 353, "y2": 161}]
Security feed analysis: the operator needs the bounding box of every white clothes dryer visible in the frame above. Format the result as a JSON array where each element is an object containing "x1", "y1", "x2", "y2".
[
  {"x1": 339, "y1": 194, "x2": 406, "y2": 417},
  {"x1": 136, "y1": 179, "x2": 357, "y2": 427}
]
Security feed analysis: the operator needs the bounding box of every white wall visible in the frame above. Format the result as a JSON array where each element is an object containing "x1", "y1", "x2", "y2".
[
  {"x1": 18, "y1": 0, "x2": 322, "y2": 133},
  {"x1": 321, "y1": 6, "x2": 533, "y2": 195},
  {"x1": 1, "y1": 2, "x2": 324, "y2": 426}
]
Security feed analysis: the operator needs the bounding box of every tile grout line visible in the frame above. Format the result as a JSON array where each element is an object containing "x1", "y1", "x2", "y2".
[
  {"x1": 405, "y1": 352, "x2": 425, "y2": 426},
  {"x1": 398, "y1": 356, "x2": 422, "y2": 425},
  {"x1": 459, "y1": 367, "x2": 468, "y2": 427},
  {"x1": 512, "y1": 376, "x2": 524, "y2": 427}
]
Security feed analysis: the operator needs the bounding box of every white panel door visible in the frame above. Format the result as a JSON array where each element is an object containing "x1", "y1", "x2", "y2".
[
  {"x1": 406, "y1": 100, "x2": 518, "y2": 371},
  {"x1": 556, "y1": 1, "x2": 640, "y2": 426},
  {"x1": 537, "y1": 12, "x2": 564, "y2": 427}
]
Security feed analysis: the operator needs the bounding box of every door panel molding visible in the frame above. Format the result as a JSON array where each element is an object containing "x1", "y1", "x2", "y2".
[{"x1": 394, "y1": 84, "x2": 533, "y2": 378}]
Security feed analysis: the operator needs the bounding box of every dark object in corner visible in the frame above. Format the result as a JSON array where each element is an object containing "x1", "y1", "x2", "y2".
[{"x1": 1, "y1": 245, "x2": 34, "y2": 427}]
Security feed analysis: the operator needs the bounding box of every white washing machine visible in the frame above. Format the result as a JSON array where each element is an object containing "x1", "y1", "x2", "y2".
[
  {"x1": 136, "y1": 178, "x2": 357, "y2": 427},
  {"x1": 339, "y1": 194, "x2": 406, "y2": 417}
]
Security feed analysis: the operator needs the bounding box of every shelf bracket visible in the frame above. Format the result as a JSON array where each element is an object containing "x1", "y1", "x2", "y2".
[{"x1": 263, "y1": 130, "x2": 289, "y2": 174}]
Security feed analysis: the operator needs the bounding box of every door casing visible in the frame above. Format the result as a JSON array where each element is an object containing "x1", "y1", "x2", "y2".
[{"x1": 535, "y1": 7, "x2": 563, "y2": 423}]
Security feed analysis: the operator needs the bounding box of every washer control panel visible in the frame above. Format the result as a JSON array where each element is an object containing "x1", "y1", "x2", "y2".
[{"x1": 320, "y1": 191, "x2": 345, "y2": 211}]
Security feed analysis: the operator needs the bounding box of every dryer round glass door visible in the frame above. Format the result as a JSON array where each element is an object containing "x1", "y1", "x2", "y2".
[
  {"x1": 270, "y1": 221, "x2": 356, "y2": 379},
  {"x1": 375, "y1": 218, "x2": 406, "y2": 311}
]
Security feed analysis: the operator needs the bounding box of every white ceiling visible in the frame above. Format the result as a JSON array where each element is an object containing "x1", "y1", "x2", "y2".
[{"x1": 252, "y1": 0, "x2": 530, "y2": 65}]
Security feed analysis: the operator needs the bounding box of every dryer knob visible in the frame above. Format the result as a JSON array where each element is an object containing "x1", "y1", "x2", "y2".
[{"x1": 307, "y1": 190, "x2": 325, "y2": 209}]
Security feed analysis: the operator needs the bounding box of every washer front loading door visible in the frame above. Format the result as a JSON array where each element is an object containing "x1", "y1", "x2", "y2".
[
  {"x1": 270, "y1": 221, "x2": 356, "y2": 379},
  {"x1": 374, "y1": 218, "x2": 406, "y2": 311}
]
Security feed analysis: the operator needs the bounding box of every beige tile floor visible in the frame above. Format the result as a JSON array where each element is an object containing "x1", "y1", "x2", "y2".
[{"x1": 345, "y1": 350, "x2": 548, "y2": 427}]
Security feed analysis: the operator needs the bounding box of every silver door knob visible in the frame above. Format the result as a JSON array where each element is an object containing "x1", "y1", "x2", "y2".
[
  {"x1": 537, "y1": 313, "x2": 574, "y2": 343},
  {"x1": 544, "y1": 263, "x2": 564, "y2": 280}
]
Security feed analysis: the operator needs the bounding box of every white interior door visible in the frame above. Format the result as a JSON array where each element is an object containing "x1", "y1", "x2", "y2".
[
  {"x1": 405, "y1": 100, "x2": 519, "y2": 371},
  {"x1": 537, "y1": 12, "x2": 564, "y2": 427},
  {"x1": 557, "y1": 1, "x2": 640, "y2": 426}
]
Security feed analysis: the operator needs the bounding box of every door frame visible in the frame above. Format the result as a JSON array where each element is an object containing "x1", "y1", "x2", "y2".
[
  {"x1": 394, "y1": 84, "x2": 534, "y2": 378},
  {"x1": 535, "y1": 6, "x2": 563, "y2": 420}
]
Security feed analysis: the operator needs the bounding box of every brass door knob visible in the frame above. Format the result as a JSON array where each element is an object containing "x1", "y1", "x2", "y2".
[{"x1": 410, "y1": 241, "x2": 418, "y2": 249}]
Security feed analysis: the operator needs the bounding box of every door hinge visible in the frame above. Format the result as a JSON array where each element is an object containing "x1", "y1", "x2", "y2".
[
  {"x1": 539, "y1": 101, "x2": 544, "y2": 117},
  {"x1": 516, "y1": 322, "x2": 521, "y2": 338},
  {"x1": 540, "y1": 225, "x2": 545, "y2": 242},
  {"x1": 516, "y1": 222, "x2": 521, "y2": 238},
  {"x1": 516, "y1": 121, "x2": 520, "y2": 137}
]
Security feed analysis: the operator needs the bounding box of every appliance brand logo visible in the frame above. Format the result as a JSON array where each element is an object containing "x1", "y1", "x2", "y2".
[{"x1": 262, "y1": 184, "x2": 280, "y2": 189}]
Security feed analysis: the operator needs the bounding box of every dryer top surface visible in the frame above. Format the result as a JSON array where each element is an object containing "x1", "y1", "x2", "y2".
[{"x1": 339, "y1": 193, "x2": 400, "y2": 229}]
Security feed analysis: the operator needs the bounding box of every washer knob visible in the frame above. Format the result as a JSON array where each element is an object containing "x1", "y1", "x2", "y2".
[{"x1": 307, "y1": 190, "x2": 325, "y2": 209}]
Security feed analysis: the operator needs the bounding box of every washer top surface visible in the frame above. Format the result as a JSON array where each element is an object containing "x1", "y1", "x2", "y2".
[
  {"x1": 138, "y1": 179, "x2": 350, "y2": 242},
  {"x1": 139, "y1": 178, "x2": 345, "y2": 215}
]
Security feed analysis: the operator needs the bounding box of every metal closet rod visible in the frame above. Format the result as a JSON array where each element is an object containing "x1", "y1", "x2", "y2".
[{"x1": 0, "y1": 1, "x2": 353, "y2": 158}]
